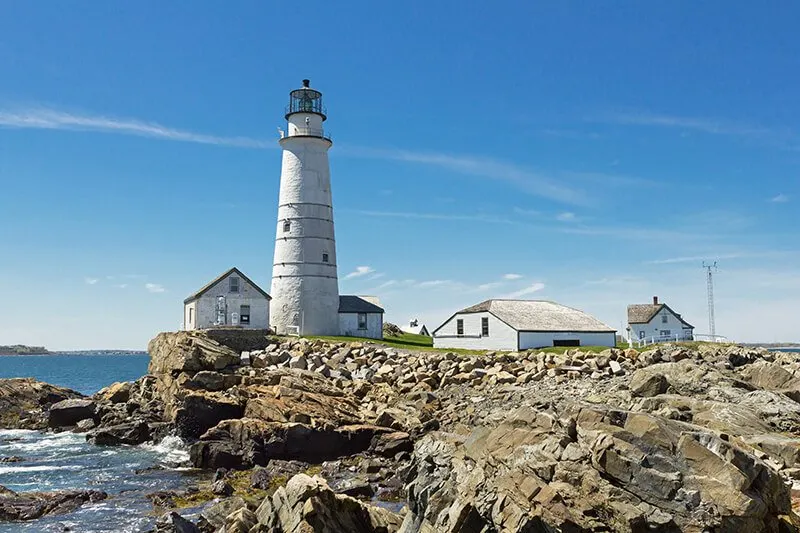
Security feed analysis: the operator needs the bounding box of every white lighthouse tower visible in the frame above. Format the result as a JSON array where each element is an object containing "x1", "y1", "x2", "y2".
[{"x1": 270, "y1": 79, "x2": 340, "y2": 335}]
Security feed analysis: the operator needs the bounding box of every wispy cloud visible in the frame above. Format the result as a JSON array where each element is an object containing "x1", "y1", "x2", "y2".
[
  {"x1": 84, "y1": 277, "x2": 99, "y2": 285},
  {"x1": 0, "y1": 106, "x2": 272, "y2": 148},
  {"x1": 340, "y1": 146, "x2": 589, "y2": 205},
  {"x1": 644, "y1": 254, "x2": 742, "y2": 265},
  {"x1": 502, "y1": 282, "x2": 546, "y2": 298},
  {"x1": 513, "y1": 207, "x2": 541, "y2": 217},
  {"x1": 344, "y1": 266, "x2": 375, "y2": 280},
  {"x1": 416, "y1": 280, "x2": 453, "y2": 289},
  {"x1": 145, "y1": 283, "x2": 166, "y2": 293},
  {"x1": 771, "y1": 193, "x2": 790, "y2": 203},
  {"x1": 503, "y1": 273, "x2": 523, "y2": 280},
  {"x1": 476, "y1": 281, "x2": 504, "y2": 291},
  {"x1": 597, "y1": 111, "x2": 799, "y2": 150},
  {"x1": 115, "y1": 284, "x2": 128, "y2": 289},
  {"x1": 556, "y1": 212, "x2": 577, "y2": 222},
  {"x1": 539, "y1": 128, "x2": 602, "y2": 140},
  {"x1": 599, "y1": 111, "x2": 774, "y2": 137},
  {"x1": 347, "y1": 210, "x2": 515, "y2": 225}
]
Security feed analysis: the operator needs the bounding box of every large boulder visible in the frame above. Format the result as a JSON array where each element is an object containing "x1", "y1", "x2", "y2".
[
  {"x1": 96, "y1": 381, "x2": 132, "y2": 403},
  {"x1": 0, "y1": 378, "x2": 84, "y2": 430},
  {"x1": 401, "y1": 405, "x2": 799, "y2": 532},
  {"x1": 147, "y1": 331, "x2": 240, "y2": 375},
  {"x1": 153, "y1": 511, "x2": 200, "y2": 533},
  {"x1": 87, "y1": 420, "x2": 151, "y2": 445},
  {"x1": 189, "y1": 418, "x2": 393, "y2": 470},
  {"x1": 47, "y1": 399, "x2": 96, "y2": 428},
  {"x1": 173, "y1": 392, "x2": 244, "y2": 440},
  {"x1": 252, "y1": 474, "x2": 403, "y2": 532}
]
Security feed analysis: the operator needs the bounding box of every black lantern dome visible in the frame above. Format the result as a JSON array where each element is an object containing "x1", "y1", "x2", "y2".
[{"x1": 285, "y1": 79, "x2": 327, "y2": 121}]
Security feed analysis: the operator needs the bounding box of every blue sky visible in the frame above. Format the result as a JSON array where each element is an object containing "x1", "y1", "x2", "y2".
[{"x1": 1, "y1": 1, "x2": 798, "y2": 349}]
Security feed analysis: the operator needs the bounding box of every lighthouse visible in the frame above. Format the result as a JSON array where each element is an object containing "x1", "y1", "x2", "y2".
[{"x1": 270, "y1": 80, "x2": 340, "y2": 335}]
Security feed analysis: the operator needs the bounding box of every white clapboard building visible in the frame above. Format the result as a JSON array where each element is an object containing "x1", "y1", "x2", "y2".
[
  {"x1": 627, "y1": 296, "x2": 694, "y2": 344},
  {"x1": 184, "y1": 267, "x2": 271, "y2": 330},
  {"x1": 433, "y1": 299, "x2": 616, "y2": 351}
]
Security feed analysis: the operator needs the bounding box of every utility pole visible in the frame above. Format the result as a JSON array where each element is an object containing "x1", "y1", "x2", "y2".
[{"x1": 703, "y1": 262, "x2": 718, "y2": 338}]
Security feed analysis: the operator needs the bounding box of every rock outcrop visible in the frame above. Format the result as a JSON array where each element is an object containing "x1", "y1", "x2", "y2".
[
  {"x1": 48, "y1": 398, "x2": 96, "y2": 428},
  {"x1": 250, "y1": 474, "x2": 403, "y2": 533},
  {"x1": 15, "y1": 329, "x2": 800, "y2": 532},
  {"x1": 0, "y1": 486, "x2": 107, "y2": 521},
  {"x1": 401, "y1": 405, "x2": 799, "y2": 532},
  {"x1": 0, "y1": 378, "x2": 84, "y2": 430}
]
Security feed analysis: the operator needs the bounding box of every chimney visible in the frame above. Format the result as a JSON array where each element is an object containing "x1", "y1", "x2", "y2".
[{"x1": 653, "y1": 296, "x2": 659, "y2": 305}]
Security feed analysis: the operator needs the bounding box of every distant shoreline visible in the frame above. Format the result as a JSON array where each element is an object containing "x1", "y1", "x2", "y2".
[{"x1": 0, "y1": 350, "x2": 147, "y2": 356}]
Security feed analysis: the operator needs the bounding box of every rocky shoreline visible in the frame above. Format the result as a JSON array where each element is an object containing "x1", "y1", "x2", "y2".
[{"x1": 3, "y1": 329, "x2": 800, "y2": 531}]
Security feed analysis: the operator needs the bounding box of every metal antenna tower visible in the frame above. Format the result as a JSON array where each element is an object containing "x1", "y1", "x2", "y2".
[{"x1": 703, "y1": 262, "x2": 718, "y2": 337}]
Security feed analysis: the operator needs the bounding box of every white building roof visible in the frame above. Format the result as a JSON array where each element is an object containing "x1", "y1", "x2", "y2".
[{"x1": 437, "y1": 299, "x2": 615, "y2": 333}]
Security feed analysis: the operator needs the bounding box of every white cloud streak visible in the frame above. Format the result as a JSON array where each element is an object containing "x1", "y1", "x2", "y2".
[
  {"x1": 0, "y1": 107, "x2": 272, "y2": 148},
  {"x1": 344, "y1": 266, "x2": 375, "y2": 280},
  {"x1": 416, "y1": 280, "x2": 453, "y2": 289},
  {"x1": 84, "y1": 277, "x2": 99, "y2": 285},
  {"x1": 502, "y1": 282, "x2": 546, "y2": 298},
  {"x1": 503, "y1": 273, "x2": 523, "y2": 280},
  {"x1": 347, "y1": 210, "x2": 515, "y2": 225},
  {"x1": 771, "y1": 193, "x2": 790, "y2": 203},
  {"x1": 556, "y1": 212, "x2": 577, "y2": 222},
  {"x1": 145, "y1": 283, "x2": 166, "y2": 293},
  {"x1": 340, "y1": 145, "x2": 589, "y2": 205},
  {"x1": 597, "y1": 111, "x2": 800, "y2": 150}
]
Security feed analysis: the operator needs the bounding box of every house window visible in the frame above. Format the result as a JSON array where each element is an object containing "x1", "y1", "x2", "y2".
[
  {"x1": 639, "y1": 331, "x2": 645, "y2": 339},
  {"x1": 456, "y1": 319, "x2": 464, "y2": 335},
  {"x1": 188, "y1": 308, "x2": 193, "y2": 326},
  {"x1": 661, "y1": 330, "x2": 671, "y2": 337},
  {"x1": 481, "y1": 317, "x2": 489, "y2": 336},
  {"x1": 283, "y1": 220, "x2": 291, "y2": 232},
  {"x1": 322, "y1": 252, "x2": 329, "y2": 263},
  {"x1": 240, "y1": 305, "x2": 250, "y2": 325},
  {"x1": 229, "y1": 277, "x2": 240, "y2": 293},
  {"x1": 357, "y1": 313, "x2": 367, "y2": 330},
  {"x1": 661, "y1": 314, "x2": 668, "y2": 324}
]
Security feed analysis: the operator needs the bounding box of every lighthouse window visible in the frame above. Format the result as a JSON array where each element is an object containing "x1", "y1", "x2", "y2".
[
  {"x1": 322, "y1": 253, "x2": 329, "y2": 263},
  {"x1": 229, "y1": 277, "x2": 240, "y2": 293},
  {"x1": 283, "y1": 221, "x2": 291, "y2": 233}
]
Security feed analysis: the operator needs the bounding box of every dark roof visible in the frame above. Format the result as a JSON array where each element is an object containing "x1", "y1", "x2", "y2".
[
  {"x1": 184, "y1": 267, "x2": 271, "y2": 304},
  {"x1": 339, "y1": 295, "x2": 384, "y2": 314},
  {"x1": 434, "y1": 299, "x2": 615, "y2": 334},
  {"x1": 627, "y1": 303, "x2": 694, "y2": 329}
]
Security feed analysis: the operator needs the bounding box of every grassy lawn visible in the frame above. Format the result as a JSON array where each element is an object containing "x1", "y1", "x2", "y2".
[
  {"x1": 302, "y1": 332, "x2": 485, "y2": 355},
  {"x1": 299, "y1": 334, "x2": 732, "y2": 357}
]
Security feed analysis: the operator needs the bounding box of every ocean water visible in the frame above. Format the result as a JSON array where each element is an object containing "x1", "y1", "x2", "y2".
[
  {"x1": 0, "y1": 353, "x2": 151, "y2": 395},
  {"x1": 0, "y1": 354, "x2": 196, "y2": 532}
]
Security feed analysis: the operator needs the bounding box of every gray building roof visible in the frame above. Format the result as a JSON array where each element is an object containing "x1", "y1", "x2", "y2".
[
  {"x1": 184, "y1": 267, "x2": 271, "y2": 305},
  {"x1": 339, "y1": 295, "x2": 384, "y2": 314},
  {"x1": 627, "y1": 304, "x2": 662, "y2": 324},
  {"x1": 438, "y1": 299, "x2": 615, "y2": 333},
  {"x1": 627, "y1": 303, "x2": 694, "y2": 329}
]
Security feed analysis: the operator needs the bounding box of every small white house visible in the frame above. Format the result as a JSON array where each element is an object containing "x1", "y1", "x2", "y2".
[
  {"x1": 338, "y1": 295, "x2": 384, "y2": 339},
  {"x1": 627, "y1": 296, "x2": 694, "y2": 343},
  {"x1": 433, "y1": 299, "x2": 616, "y2": 351},
  {"x1": 401, "y1": 318, "x2": 430, "y2": 337},
  {"x1": 184, "y1": 267, "x2": 271, "y2": 330}
]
